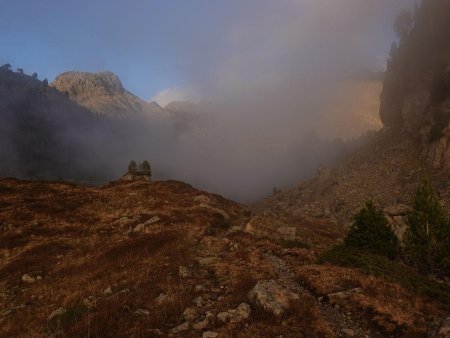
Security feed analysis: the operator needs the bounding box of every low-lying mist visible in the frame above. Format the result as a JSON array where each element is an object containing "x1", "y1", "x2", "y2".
[{"x1": 0, "y1": 0, "x2": 417, "y2": 203}]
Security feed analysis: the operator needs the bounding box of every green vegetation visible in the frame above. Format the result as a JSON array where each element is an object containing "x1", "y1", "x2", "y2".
[
  {"x1": 140, "y1": 160, "x2": 151, "y2": 174},
  {"x1": 0, "y1": 183, "x2": 11, "y2": 193},
  {"x1": 345, "y1": 201, "x2": 399, "y2": 259},
  {"x1": 127, "y1": 160, "x2": 137, "y2": 174},
  {"x1": 321, "y1": 245, "x2": 450, "y2": 306},
  {"x1": 322, "y1": 180, "x2": 450, "y2": 304},
  {"x1": 404, "y1": 180, "x2": 450, "y2": 276}
]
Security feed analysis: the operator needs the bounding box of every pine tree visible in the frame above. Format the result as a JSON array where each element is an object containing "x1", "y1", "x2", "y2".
[
  {"x1": 404, "y1": 180, "x2": 450, "y2": 275},
  {"x1": 128, "y1": 160, "x2": 137, "y2": 174},
  {"x1": 140, "y1": 160, "x2": 151, "y2": 175},
  {"x1": 345, "y1": 201, "x2": 399, "y2": 259}
]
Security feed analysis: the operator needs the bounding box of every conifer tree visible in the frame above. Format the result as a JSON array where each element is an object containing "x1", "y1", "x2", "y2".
[
  {"x1": 404, "y1": 180, "x2": 450, "y2": 275},
  {"x1": 140, "y1": 160, "x2": 151, "y2": 175},
  {"x1": 345, "y1": 201, "x2": 399, "y2": 259},
  {"x1": 128, "y1": 160, "x2": 137, "y2": 174}
]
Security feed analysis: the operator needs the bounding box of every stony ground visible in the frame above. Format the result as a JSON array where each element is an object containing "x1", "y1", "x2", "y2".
[{"x1": 0, "y1": 178, "x2": 448, "y2": 337}]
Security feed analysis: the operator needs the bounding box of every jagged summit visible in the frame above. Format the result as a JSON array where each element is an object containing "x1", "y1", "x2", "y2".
[
  {"x1": 52, "y1": 71, "x2": 166, "y2": 119},
  {"x1": 53, "y1": 71, "x2": 126, "y2": 96}
]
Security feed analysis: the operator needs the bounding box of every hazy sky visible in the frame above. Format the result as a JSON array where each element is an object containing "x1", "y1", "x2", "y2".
[{"x1": 0, "y1": 0, "x2": 416, "y2": 103}]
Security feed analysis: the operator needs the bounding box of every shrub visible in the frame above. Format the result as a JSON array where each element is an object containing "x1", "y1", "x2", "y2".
[
  {"x1": 345, "y1": 201, "x2": 399, "y2": 259},
  {"x1": 403, "y1": 180, "x2": 450, "y2": 276}
]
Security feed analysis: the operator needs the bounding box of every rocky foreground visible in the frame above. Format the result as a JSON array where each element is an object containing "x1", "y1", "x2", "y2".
[{"x1": 0, "y1": 178, "x2": 449, "y2": 337}]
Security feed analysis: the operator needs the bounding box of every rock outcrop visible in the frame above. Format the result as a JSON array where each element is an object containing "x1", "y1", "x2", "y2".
[{"x1": 52, "y1": 71, "x2": 166, "y2": 119}]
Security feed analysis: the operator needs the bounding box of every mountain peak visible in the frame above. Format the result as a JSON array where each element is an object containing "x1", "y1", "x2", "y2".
[
  {"x1": 52, "y1": 71, "x2": 165, "y2": 119},
  {"x1": 52, "y1": 71, "x2": 125, "y2": 97}
]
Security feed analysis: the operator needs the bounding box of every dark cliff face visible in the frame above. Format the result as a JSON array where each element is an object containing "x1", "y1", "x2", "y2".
[
  {"x1": 379, "y1": 0, "x2": 450, "y2": 169},
  {"x1": 380, "y1": 0, "x2": 450, "y2": 135}
]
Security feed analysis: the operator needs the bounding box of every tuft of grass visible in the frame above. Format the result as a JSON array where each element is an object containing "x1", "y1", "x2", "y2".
[
  {"x1": 47, "y1": 305, "x2": 89, "y2": 336},
  {"x1": 0, "y1": 183, "x2": 12, "y2": 193},
  {"x1": 320, "y1": 245, "x2": 450, "y2": 306},
  {"x1": 281, "y1": 239, "x2": 310, "y2": 249}
]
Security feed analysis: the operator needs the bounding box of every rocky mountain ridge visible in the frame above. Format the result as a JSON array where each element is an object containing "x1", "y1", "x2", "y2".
[{"x1": 52, "y1": 71, "x2": 167, "y2": 119}]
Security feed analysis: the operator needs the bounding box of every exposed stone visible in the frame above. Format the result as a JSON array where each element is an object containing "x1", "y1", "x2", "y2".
[
  {"x1": 103, "y1": 286, "x2": 113, "y2": 295},
  {"x1": 147, "y1": 329, "x2": 163, "y2": 336},
  {"x1": 248, "y1": 280, "x2": 299, "y2": 316},
  {"x1": 135, "y1": 309, "x2": 150, "y2": 316},
  {"x1": 169, "y1": 321, "x2": 190, "y2": 335},
  {"x1": 327, "y1": 288, "x2": 362, "y2": 305},
  {"x1": 198, "y1": 203, "x2": 230, "y2": 220},
  {"x1": 194, "y1": 195, "x2": 213, "y2": 204},
  {"x1": 277, "y1": 226, "x2": 296, "y2": 241},
  {"x1": 155, "y1": 293, "x2": 169, "y2": 305},
  {"x1": 182, "y1": 307, "x2": 199, "y2": 321},
  {"x1": 193, "y1": 296, "x2": 204, "y2": 307},
  {"x1": 21, "y1": 274, "x2": 36, "y2": 284},
  {"x1": 197, "y1": 256, "x2": 217, "y2": 266},
  {"x1": 193, "y1": 312, "x2": 215, "y2": 330},
  {"x1": 203, "y1": 332, "x2": 219, "y2": 338},
  {"x1": 217, "y1": 303, "x2": 251, "y2": 324},
  {"x1": 383, "y1": 204, "x2": 412, "y2": 216},
  {"x1": 428, "y1": 316, "x2": 450, "y2": 338},
  {"x1": 48, "y1": 307, "x2": 66, "y2": 321},
  {"x1": 342, "y1": 328, "x2": 355, "y2": 336},
  {"x1": 179, "y1": 266, "x2": 192, "y2": 278}
]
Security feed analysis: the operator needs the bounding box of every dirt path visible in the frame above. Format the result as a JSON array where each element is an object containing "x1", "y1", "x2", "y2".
[{"x1": 264, "y1": 252, "x2": 383, "y2": 338}]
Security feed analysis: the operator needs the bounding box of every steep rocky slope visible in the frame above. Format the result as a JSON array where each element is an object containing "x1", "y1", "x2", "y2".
[
  {"x1": 260, "y1": 0, "x2": 450, "y2": 227},
  {"x1": 1, "y1": 178, "x2": 447, "y2": 337},
  {"x1": 52, "y1": 71, "x2": 167, "y2": 120}
]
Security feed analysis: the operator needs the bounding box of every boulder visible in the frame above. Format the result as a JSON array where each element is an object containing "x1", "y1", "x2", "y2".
[
  {"x1": 217, "y1": 303, "x2": 251, "y2": 324},
  {"x1": 193, "y1": 312, "x2": 215, "y2": 330},
  {"x1": 21, "y1": 274, "x2": 36, "y2": 284},
  {"x1": 48, "y1": 307, "x2": 66, "y2": 321},
  {"x1": 248, "y1": 280, "x2": 299, "y2": 316},
  {"x1": 277, "y1": 226, "x2": 296, "y2": 241},
  {"x1": 182, "y1": 307, "x2": 199, "y2": 321},
  {"x1": 383, "y1": 204, "x2": 412, "y2": 217},
  {"x1": 428, "y1": 316, "x2": 450, "y2": 338},
  {"x1": 203, "y1": 332, "x2": 219, "y2": 338},
  {"x1": 169, "y1": 321, "x2": 190, "y2": 335}
]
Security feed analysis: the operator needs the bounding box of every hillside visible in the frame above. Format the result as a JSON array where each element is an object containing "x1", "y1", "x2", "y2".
[
  {"x1": 1, "y1": 178, "x2": 448, "y2": 337},
  {"x1": 261, "y1": 0, "x2": 450, "y2": 227},
  {"x1": 0, "y1": 68, "x2": 115, "y2": 181}
]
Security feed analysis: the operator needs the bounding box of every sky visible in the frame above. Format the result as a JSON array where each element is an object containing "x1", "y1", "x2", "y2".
[
  {"x1": 0, "y1": 0, "x2": 419, "y2": 201},
  {"x1": 0, "y1": 0, "x2": 417, "y2": 103}
]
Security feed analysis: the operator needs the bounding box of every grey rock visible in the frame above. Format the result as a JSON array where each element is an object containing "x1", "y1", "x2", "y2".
[
  {"x1": 342, "y1": 328, "x2": 355, "y2": 336},
  {"x1": 48, "y1": 307, "x2": 66, "y2": 321},
  {"x1": 155, "y1": 293, "x2": 169, "y2": 305},
  {"x1": 217, "y1": 303, "x2": 251, "y2": 324},
  {"x1": 428, "y1": 316, "x2": 450, "y2": 338},
  {"x1": 21, "y1": 274, "x2": 36, "y2": 284},
  {"x1": 203, "y1": 332, "x2": 219, "y2": 338},
  {"x1": 182, "y1": 307, "x2": 199, "y2": 321},
  {"x1": 248, "y1": 280, "x2": 299, "y2": 316},
  {"x1": 193, "y1": 312, "x2": 215, "y2": 330},
  {"x1": 169, "y1": 321, "x2": 190, "y2": 335},
  {"x1": 179, "y1": 266, "x2": 192, "y2": 278}
]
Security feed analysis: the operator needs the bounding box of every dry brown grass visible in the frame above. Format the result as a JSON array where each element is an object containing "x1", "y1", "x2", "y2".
[{"x1": 296, "y1": 264, "x2": 445, "y2": 335}]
